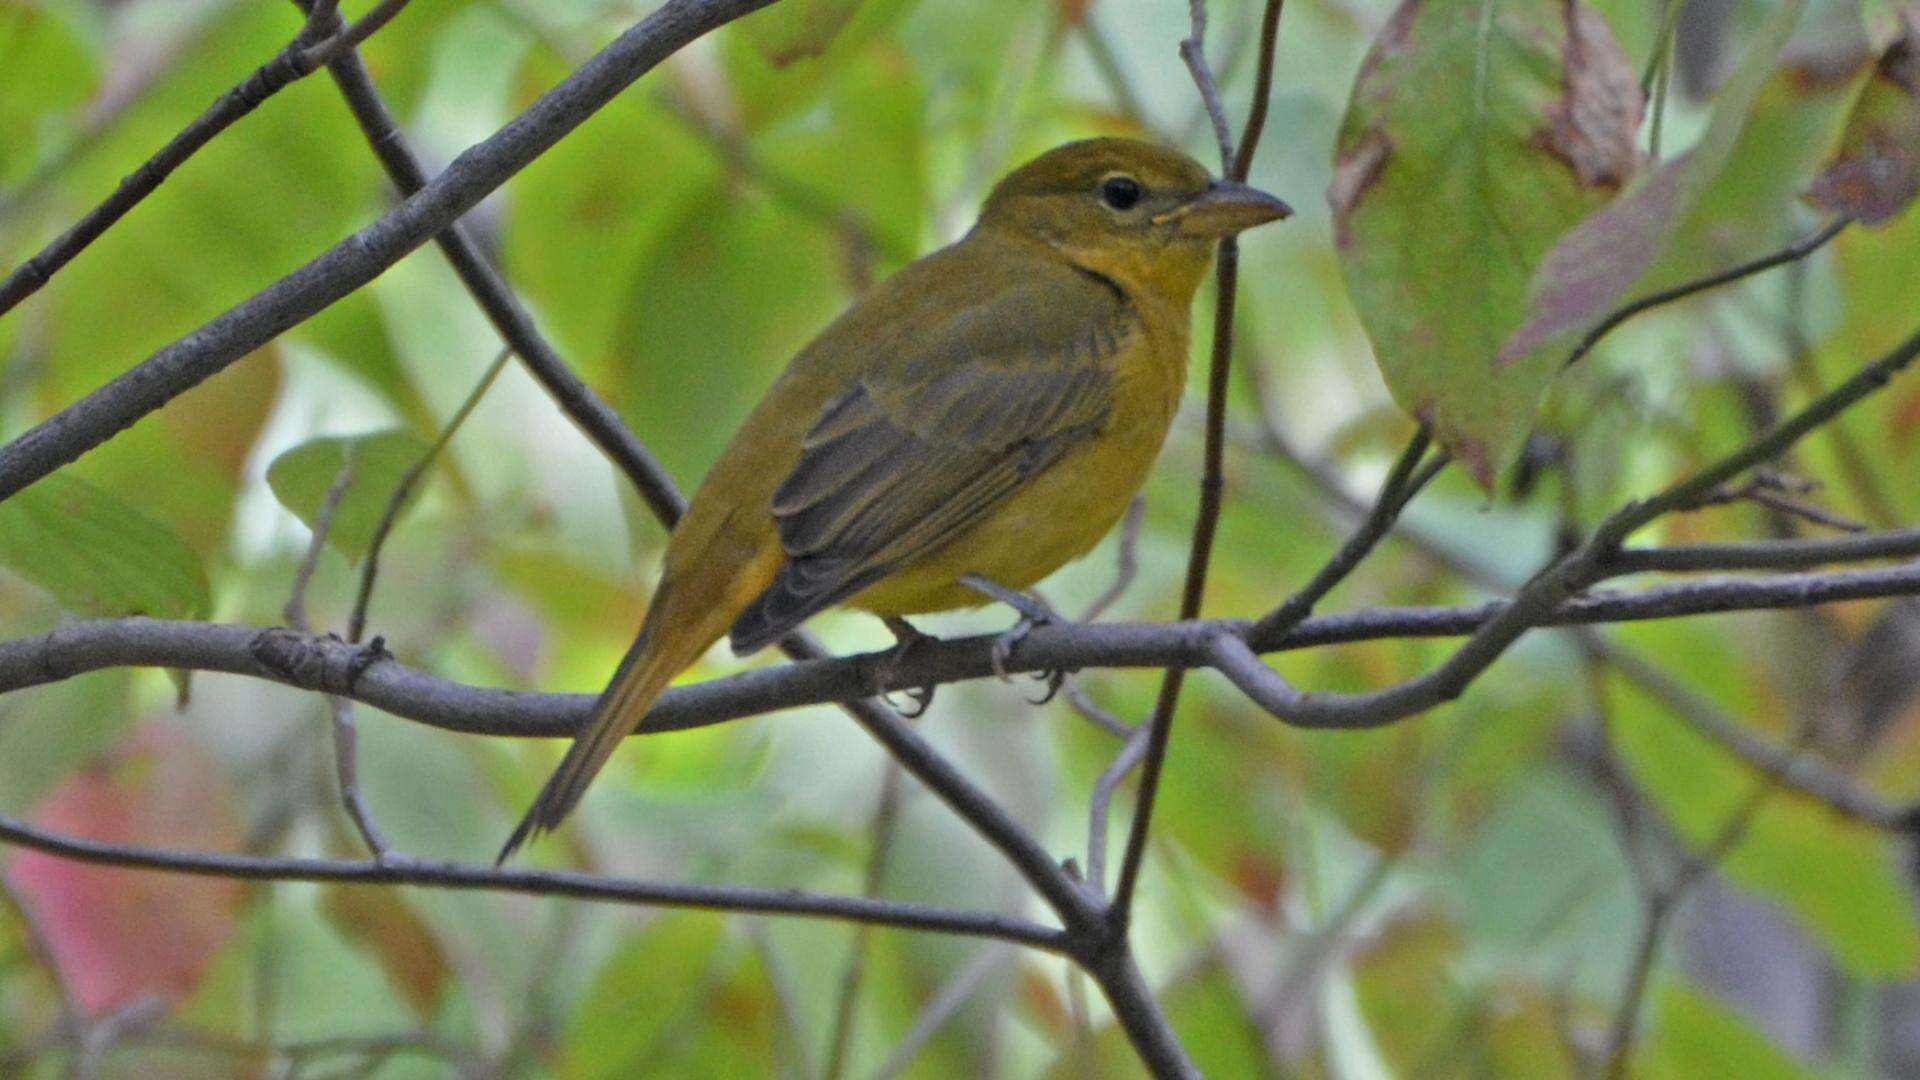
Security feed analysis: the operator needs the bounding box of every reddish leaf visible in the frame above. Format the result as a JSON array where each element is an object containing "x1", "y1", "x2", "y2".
[
  {"x1": 1809, "y1": 10, "x2": 1920, "y2": 225},
  {"x1": 9, "y1": 724, "x2": 244, "y2": 1014}
]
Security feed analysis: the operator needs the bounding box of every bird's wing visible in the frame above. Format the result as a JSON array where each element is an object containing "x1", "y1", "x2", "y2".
[{"x1": 728, "y1": 272, "x2": 1131, "y2": 653}]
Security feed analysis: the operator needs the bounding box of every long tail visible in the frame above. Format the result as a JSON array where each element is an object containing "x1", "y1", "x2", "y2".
[{"x1": 497, "y1": 593, "x2": 712, "y2": 863}]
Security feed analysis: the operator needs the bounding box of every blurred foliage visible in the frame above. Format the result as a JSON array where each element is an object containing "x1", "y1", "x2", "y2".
[{"x1": 0, "y1": 0, "x2": 1919, "y2": 1075}]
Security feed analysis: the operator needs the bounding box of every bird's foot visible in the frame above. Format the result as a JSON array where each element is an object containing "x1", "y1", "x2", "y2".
[
  {"x1": 879, "y1": 617, "x2": 939, "y2": 718},
  {"x1": 959, "y1": 573, "x2": 1068, "y2": 704}
]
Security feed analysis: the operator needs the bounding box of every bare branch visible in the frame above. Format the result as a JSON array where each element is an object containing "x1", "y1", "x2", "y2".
[
  {"x1": 871, "y1": 943, "x2": 1015, "y2": 1079},
  {"x1": 282, "y1": 457, "x2": 355, "y2": 630},
  {"x1": 0, "y1": 812, "x2": 1069, "y2": 951},
  {"x1": 1178, "y1": 0, "x2": 1236, "y2": 169},
  {"x1": 1565, "y1": 216, "x2": 1851, "y2": 369},
  {"x1": 822, "y1": 763, "x2": 905, "y2": 1080},
  {"x1": 0, "y1": 0, "x2": 418, "y2": 317},
  {"x1": 279, "y1": 452, "x2": 390, "y2": 860},
  {"x1": 300, "y1": 4, "x2": 689, "y2": 524},
  {"x1": 348, "y1": 346, "x2": 511, "y2": 643},
  {"x1": 0, "y1": 0, "x2": 783, "y2": 503},
  {"x1": 1581, "y1": 633, "x2": 1901, "y2": 828},
  {"x1": 1111, "y1": 0, "x2": 1289, "y2": 946},
  {"x1": 15, "y1": 556, "x2": 1920, "y2": 743},
  {"x1": 1252, "y1": 428, "x2": 1441, "y2": 640},
  {"x1": 1610, "y1": 526, "x2": 1920, "y2": 574}
]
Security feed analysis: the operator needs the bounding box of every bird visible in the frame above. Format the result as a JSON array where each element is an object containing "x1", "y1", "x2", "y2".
[{"x1": 499, "y1": 137, "x2": 1290, "y2": 861}]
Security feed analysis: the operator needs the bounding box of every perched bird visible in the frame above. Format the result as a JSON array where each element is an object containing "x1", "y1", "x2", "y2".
[{"x1": 500, "y1": 138, "x2": 1289, "y2": 860}]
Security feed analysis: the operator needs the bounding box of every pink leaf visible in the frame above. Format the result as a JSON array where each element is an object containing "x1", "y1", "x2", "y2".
[{"x1": 10, "y1": 723, "x2": 245, "y2": 1014}]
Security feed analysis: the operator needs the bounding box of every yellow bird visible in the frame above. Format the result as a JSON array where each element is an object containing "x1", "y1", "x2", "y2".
[{"x1": 501, "y1": 138, "x2": 1289, "y2": 859}]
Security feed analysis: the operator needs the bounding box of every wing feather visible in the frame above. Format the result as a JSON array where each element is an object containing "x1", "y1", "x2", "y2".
[{"x1": 729, "y1": 276, "x2": 1131, "y2": 655}]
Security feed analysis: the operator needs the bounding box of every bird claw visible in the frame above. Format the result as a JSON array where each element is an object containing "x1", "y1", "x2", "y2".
[
  {"x1": 879, "y1": 617, "x2": 939, "y2": 718},
  {"x1": 962, "y1": 574, "x2": 1069, "y2": 698},
  {"x1": 891, "y1": 683, "x2": 937, "y2": 718}
]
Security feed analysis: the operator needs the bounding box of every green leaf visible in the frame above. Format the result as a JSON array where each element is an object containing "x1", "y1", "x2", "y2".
[
  {"x1": 1809, "y1": 10, "x2": 1920, "y2": 225},
  {"x1": 1642, "y1": 981, "x2": 1817, "y2": 1079},
  {"x1": 1500, "y1": 0, "x2": 1808, "y2": 364},
  {"x1": 1652, "y1": 54, "x2": 1875, "y2": 286},
  {"x1": 0, "y1": 472, "x2": 210, "y2": 620},
  {"x1": 0, "y1": 1, "x2": 98, "y2": 184},
  {"x1": 722, "y1": 0, "x2": 922, "y2": 132},
  {"x1": 1332, "y1": 0, "x2": 1643, "y2": 487},
  {"x1": 739, "y1": 0, "x2": 867, "y2": 66},
  {"x1": 563, "y1": 914, "x2": 776, "y2": 1078},
  {"x1": 265, "y1": 431, "x2": 432, "y2": 562}
]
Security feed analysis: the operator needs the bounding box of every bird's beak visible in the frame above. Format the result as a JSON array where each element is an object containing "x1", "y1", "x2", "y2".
[{"x1": 1162, "y1": 180, "x2": 1293, "y2": 237}]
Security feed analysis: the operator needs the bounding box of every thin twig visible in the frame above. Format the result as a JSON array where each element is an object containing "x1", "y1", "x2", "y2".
[
  {"x1": 283, "y1": 456, "x2": 355, "y2": 630},
  {"x1": 0, "y1": 0, "x2": 417, "y2": 317},
  {"x1": 1251, "y1": 428, "x2": 1440, "y2": 640},
  {"x1": 1081, "y1": 496, "x2": 1146, "y2": 622},
  {"x1": 1596, "y1": 718, "x2": 1811, "y2": 1077},
  {"x1": 278, "y1": 453, "x2": 391, "y2": 860},
  {"x1": 1581, "y1": 633, "x2": 1900, "y2": 827},
  {"x1": 0, "y1": 0, "x2": 785, "y2": 504},
  {"x1": 1065, "y1": 683, "x2": 1136, "y2": 739},
  {"x1": 1610, "y1": 527, "x2": 1920, "y2": 574},
  {"x1": 348, "y1": 346, "x2": 511, "y2": 643},
  {"x1": 1087, "y1": 724, "x2": 1153, "y2": 897},
  {"x1": 1109, "y1": 0, "x2": 1288, "y2": 942},
  {"x1": 1179, "y1": 0, "x2": 1236, "y2": 168},
  {"x1": 871, "y1": 943, "x2": 1016, "y2": 1079},
  {"x1": 0, "y1": 812, "x2": 1069, "y2": 950},
  {"x1": 1565, "y1": 217, "x2": 1851, "y2": 368},
  {"x1": 821, "y1": 762, "x2": 905, "y2": 1080},
  {"x1": 325, "y1": 695, "x2": 391, "y2": 858}
]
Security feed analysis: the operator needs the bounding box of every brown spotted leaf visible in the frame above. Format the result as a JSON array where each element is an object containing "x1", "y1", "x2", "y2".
[
  {"x1": 1499, "y1": 1, "x2": 1807, "y2": 366},
  {"x1": 1809, "y1": 9, "x2": 1920, "y2": 225},
  {"x1": 1332, "y1": 0, "x2": 1642, "y2": 489}
]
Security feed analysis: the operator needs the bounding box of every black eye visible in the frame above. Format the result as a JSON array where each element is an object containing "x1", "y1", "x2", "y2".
[{"x1": 1099, "y1": 176, "x2": 1142, "y2": 210}]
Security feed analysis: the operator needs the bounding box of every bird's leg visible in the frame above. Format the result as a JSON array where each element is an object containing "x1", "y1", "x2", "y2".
[
  {"x1": 958, "y1": 573, "x2": 1068, "y2": 704},
  {"x1": 878, "y1": 616, "x2": 938, "y2": 718}
]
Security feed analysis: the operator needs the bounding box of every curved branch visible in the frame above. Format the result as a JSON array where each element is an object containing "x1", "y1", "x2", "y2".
[
  {"x1": 0, "y1": 814, "x2": 1068, "y2": 951},
  {"x1": 9, "y1": 560, "x2": 1920, "y2": 739},
  {"x1": 1564, "y1": 216, "x2": 1851, "y2": 368}
]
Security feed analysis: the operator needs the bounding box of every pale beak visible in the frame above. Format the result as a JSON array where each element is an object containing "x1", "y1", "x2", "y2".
[{"x1": 1163, "y1": 180, "x2": 1293, "y2": 237}]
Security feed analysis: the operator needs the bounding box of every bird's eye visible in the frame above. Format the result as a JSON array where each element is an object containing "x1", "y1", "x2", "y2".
[{"x1": 1099, "y1": 175, "x2": 1143, "y2": 211}]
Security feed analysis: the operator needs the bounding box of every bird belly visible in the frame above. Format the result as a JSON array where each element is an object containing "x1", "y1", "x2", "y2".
[{"x1": 847, "y1": 371, "x2": 1178, "y2": 618}]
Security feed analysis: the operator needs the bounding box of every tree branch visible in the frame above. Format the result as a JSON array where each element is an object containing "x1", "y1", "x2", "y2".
[
  {"x1": 13, "y1": 557, "x2": 1920, "y2": 743},
  {"x1": 0, "y1": 812, "x2": 1069, "y2": 951},
  {"x1": 0, "y1": 0, "x2": 418, "y2": 317},
  {"x1": 299, "y1": 14, "x2": 690, "y2": 523},
  {"x1": 0, "y1": 0, "x2": 782, "y2": 503},
  {"x1": 1109, "y1": 0, "x2": 1287, "y2": 943},
  {"x1": 1564, "y1": 216, "x2": 1851, "y2": 368}
]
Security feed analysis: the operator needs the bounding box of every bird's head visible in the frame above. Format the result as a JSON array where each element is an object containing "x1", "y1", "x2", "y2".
[{"x1": 977, "y1": 137, "x2": 1291, "y2": 301}]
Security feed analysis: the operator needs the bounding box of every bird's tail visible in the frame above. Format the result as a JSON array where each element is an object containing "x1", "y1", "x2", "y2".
[{"x1": 497, "y1": 589, "x2": 713, "y2": 863}]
